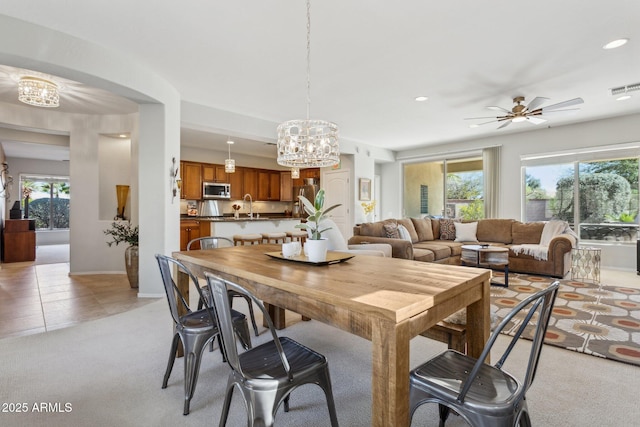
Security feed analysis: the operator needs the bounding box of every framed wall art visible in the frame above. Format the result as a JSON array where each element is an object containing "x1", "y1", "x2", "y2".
[{"x1": 359, "y1": 178, "x2": 371, "y2": 201}]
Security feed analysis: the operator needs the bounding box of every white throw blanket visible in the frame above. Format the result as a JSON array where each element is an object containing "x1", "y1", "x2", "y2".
[{"x1": 510, "y1": 220, "x2": 569, "y2": 261}]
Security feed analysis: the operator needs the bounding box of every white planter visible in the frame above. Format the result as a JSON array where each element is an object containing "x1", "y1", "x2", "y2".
[{"x1": 305, "y1": 238, "x2": 328, "y2": 262}]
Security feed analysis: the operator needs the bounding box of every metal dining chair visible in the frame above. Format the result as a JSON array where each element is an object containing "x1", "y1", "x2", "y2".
[
  {"x1": 155, "y1": 254, "x2": 252, "y2": 415},
  {"x1": 205, "y1": 272, "x2": 340, "y2": 427},
  {"x1": 187, "y1": 236, "x2": 260, "y2": 337},
  {"x1": 410, "y1": 281, "x2": 560, "y2": 427}
]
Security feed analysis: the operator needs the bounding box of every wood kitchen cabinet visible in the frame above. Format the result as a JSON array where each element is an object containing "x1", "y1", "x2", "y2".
[
  {"x1": 229, "y1": 166, "x2": 244, "y2": 199},
  {"x1": 292, "y1": 167, "x2": 320, "y2": 187},
  {"x1": 181, "y1": 161, "x2": 203, "y2": 200},
  {"x1": 179, "y1": 220, "x2": 210, "y2": 251},
  {"x1": 280, "y1": 171, "x2": 293, "y2": 201},
  {"x1": 258, "y1": 170, "x2": 281, "y2": 201},
  {"x1": 201, "y1": 164, "x2": 229, "y2": 183},
  {"x1": 243, "y1": 168, "x2": 258, "y2": 199}
]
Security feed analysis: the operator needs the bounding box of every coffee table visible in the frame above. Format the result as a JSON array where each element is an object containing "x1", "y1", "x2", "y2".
[{"x1": 461, "y1": 244, "x2": 509, "y2": 287}]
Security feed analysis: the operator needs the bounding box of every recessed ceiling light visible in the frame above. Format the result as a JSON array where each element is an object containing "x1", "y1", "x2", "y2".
[
  {"x1": 603, "y1": 38, "x2": 629, "y2": 49},
  {"x1": 616, "y1": 95, "x2": 632, "y2": 101},
  {"x1": 415, "y1": 96, "x2": 428, "y2": 102},
  {"x1": 469, "y1": 124, "x2": 479, "y2": 128}
]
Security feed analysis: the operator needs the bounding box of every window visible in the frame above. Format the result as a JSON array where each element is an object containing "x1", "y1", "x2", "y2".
[
  {"x1": 404, "y1": 156, "x2": 484, "y2": 219},
  {"x1": 20, "y1": 175, "x2": 70, "y2": 230},
  {"x1": 522, "y1": 144, "x2": 639, "y2": 243}
]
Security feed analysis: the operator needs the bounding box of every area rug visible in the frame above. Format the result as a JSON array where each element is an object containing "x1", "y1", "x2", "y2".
[{"x1": 489, "y1": 273, "x2": 640, "y2": 367}]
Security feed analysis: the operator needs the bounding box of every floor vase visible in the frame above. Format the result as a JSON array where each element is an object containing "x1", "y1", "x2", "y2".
[{"x1": 125, "y1": 245, "x2": 139, "y2": 288}]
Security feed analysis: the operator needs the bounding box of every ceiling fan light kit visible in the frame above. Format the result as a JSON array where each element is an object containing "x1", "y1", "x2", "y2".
[{"x1": 466, "y1": 95, "x2": 584, "y2": 129}]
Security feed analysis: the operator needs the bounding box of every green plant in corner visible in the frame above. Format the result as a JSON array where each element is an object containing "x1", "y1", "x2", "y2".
[
  {"x1": 295, "y1": 189, "x2": 341, "y2": 240},
  {"x1": 104, "y1": 221, "x2": 139, "y2": 247}
]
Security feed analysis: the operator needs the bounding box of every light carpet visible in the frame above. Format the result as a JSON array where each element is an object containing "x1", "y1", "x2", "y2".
[
  {"x1": 1, "y1": 298, "x2": 638, "y2": 426},
  {"x1": 490, "y1": 273, "x2": 640, "y2": 367}
]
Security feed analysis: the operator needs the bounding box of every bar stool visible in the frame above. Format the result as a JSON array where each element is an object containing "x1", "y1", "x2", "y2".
[
  {"x1": 261, "y1": 232, "x2": 287, "y2": 244},
  {"x1": 233, "y1": 234, "x2": 263, "y2": 246},
  {"x1": 286, "y1": 230, "x2": 307, "y2": 246}
]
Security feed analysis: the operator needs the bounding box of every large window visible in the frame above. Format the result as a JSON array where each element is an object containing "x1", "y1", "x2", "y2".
[
  {"x1": 404, "y1": 157, "x2": 484, "y2": 219},
  {"x1": 523, "y1": 145, "x2": 639, "y2": 243},
  {"x1": 20, "y1": 175, "x2": 70, "y2": 230}
]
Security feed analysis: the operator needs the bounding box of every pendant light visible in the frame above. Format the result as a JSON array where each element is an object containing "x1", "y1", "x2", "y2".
[
  {"x1": 225, "y1": 140, "x2": 235, "y2": 173},
  {"x1": 276, "y1": 0, "x2": 339, "y2": 168},
  {"x1": 291, "y1": 167, "x2": 300, "y2": 179}
]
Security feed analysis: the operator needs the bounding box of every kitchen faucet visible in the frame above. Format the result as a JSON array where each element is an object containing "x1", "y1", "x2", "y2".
[{"x1": 243, "y1": 193, "x2": 253, "y2": 218}]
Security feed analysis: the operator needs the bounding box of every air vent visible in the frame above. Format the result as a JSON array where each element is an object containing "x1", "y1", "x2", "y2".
[{"x1": 610, "y1": 82, "x2": 640, "y2": 95}]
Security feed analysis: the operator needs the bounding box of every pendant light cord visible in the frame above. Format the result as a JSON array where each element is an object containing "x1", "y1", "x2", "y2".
[{"x1": 306, "y1": 0, "x2": 311, "y2": 121}]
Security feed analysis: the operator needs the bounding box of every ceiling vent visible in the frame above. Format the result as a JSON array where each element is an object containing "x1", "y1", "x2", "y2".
[{"x1": 610, "y1": 82, "x2": 640, "y2": 96}]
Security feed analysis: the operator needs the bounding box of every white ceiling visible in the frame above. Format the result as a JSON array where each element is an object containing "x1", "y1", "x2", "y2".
[{"x1": 0, "y1": 1, "x2": 639, "y2": 160}]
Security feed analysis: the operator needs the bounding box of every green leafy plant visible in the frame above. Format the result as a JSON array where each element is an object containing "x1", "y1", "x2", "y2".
[
  {"x1": 295, "y1": 189, "x2": 341, "y2": 240},
  {"x1": 104, "y1": 221, "x2": 139, "y2": 247}
]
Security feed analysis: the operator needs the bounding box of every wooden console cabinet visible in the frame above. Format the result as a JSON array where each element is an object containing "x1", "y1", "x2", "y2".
[{"x1": 2, "y1": 219, "x2": 36, "y2": 263}]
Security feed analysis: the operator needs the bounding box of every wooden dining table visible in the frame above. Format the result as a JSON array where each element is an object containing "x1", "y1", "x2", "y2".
[{"x1": 172, "y1": 244, "x2": 491, "y2": 427}]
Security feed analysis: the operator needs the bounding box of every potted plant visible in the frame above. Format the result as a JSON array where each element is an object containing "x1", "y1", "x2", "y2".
[
  {"x1": 295, "y1": 189, "x2": 340, "y2": 262},
  {"x1": 104, "y1": 221, "x2": 139, "y2": 288}
]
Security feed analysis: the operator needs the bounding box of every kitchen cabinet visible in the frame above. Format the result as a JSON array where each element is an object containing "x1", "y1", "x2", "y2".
[
  {"x1": 179, "y1": 220, "x2": 210, "y2": 251},
  {"x1": 243, "y1": 168, "x2": 258, "y2": 199},
  {"x1": 229, "y1": 166, "x2": 244, "y2": 199},
  {"x1": 293, "y1": 167, "x2": 320, "y2": 187},
  {"x1": 181, "y1": 161, "x2": 202, "y2": 200},
  {"x1": 280, "y1": 171, "x2": 293, "y2": 201},
  {"x1": 202, "y1": 164, "x2": 229, "y2": 183},
  {"x1": 258, "y1": 170, "x2": 281, "y2": 201}
]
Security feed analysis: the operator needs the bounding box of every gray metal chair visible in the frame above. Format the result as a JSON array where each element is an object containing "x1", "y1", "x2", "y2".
[
  {"x1": 187, "y1": 236, "x2": 260, "y2": 337},
  {"x1": 410, "y1": 281, "x2": 560, "y2": 427},
  {"x1": 205, "y1": 272, "x2": 340, "y2": 427},
  {"x1": 155, "y1": 254, "x2": 252, "y2": 415}
]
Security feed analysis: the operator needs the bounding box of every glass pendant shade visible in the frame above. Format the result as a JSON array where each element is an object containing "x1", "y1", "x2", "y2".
[
  {"x1": 225, "y1": 158, "x2": 235, "y2": 173},
  {"x1": 277, "y1": 119, "x2": 339, "y2": 167},
  {"x1": 18, "y1": 76, "x2": 59, "y2": 108},
  {"x1": 291, "y1": 167, "x2": 300, "y2": 179}
]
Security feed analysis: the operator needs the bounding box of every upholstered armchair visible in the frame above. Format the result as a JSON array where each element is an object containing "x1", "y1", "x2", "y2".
[{"x1": 321, "y1": 219, "x2": 392, "y2": 257}]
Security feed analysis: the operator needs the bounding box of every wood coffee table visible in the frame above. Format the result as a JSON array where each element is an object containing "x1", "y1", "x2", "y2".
[{"x1": 461, "y1": 244, "x2": 509, "y2": 287}]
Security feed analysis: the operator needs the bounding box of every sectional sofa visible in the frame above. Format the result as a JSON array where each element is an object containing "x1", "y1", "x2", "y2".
[{"x1": 347, "y1": 217, "x2": 577, "y2": 278}]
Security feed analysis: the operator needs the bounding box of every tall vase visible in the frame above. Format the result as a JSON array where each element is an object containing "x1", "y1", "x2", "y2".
[
  {"x1": 125, "y1": 245, "x2": 139, "y2": 288},
  {"x1": 305, "y1": 238, "x2": 328, "y2": 262}
]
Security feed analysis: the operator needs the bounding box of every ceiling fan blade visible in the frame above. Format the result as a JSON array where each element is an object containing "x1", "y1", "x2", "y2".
[
  {"x1": 526, "y1": 116, "x2": 547, "y2": 125},
  {"x1": 497, "y1": 120, "x2": 512, "y2": 129},
  {"x1": 464, "y1": 116, "x2": 500, "y2": 120},
  {"x1": 542, "y1": 97, "x2": 584, "y2": 111},
  {"x1": 525, "y1": 97, "x2": 549, "y2": 112},
  {"x1": 487, "y1": 106, "x2": 512, "y2": 114},
  {"x1": 539, "y1": 108, "x2": 581, "y2": 116}
]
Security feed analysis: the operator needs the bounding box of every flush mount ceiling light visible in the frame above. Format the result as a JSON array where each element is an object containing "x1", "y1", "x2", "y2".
[
  {"x1": 276, "y1": 0, "x2": 339, "y2": 168},
  {"x1": 18, "y1": 76, "x2": 60, "y2": 108},
  {"x1": 415, "y1": 96, "x2": 429, "y2": 102},
  {"x1": 603, "y1": 38, "x2": 629, "y2": 50},
  {"x1": 225, "y1": 140, "x2": 235, "y2": 173}
]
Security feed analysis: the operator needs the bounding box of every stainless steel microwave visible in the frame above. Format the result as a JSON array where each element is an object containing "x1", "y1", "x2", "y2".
[{"x1": 202, "y1": 182, "x2": 231, "y2": 199}]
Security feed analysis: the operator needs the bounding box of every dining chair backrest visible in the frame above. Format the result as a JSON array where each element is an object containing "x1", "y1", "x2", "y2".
[
  {"x1": 155, "y1": 254, "x2": 215, "y2": 326},
  {"x1": 187, "y1": 236, "x2": 233, "y2": 251},
  {"x1": 459, "y1": 280, "x2": 560, "y2": 402},
  {"x1": 205, "y1": 272, "x2": 290, "y2": 380}
]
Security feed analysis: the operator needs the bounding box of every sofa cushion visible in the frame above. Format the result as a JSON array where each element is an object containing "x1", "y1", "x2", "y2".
[
  {"x1": 397, "y1": 218, "x2": 420, "y2": 243},
  {"x1": 476, "y1": 219, "x2": 514, "y2": 244},
  {"x1": 412, "y1": 248, "x2": 435, "y2": 262},
  {"x1": 413, "y1": 242, "x2": 452, "y2": 261},
  {"x1": 397, "y1": 224, "x2": 413, "y2": 242},
  {"x1": 383, "y1": 222, "x2": 400, "y2": 238},
  {"x1": 359, "y1": 221, "x2": 387, "y2": 238},
  {"x1": 439, "y1": 218, "x2": 459, "y2": 240},
  {"x1": 454, "y1": 222, "x2": 478, "y2": 242},
  {"x1": 512, "y1": 221, "x2": 545, "y2": 244},
  {"x1": 411, "y1": 217, "x2": 434, "y2": 241}
]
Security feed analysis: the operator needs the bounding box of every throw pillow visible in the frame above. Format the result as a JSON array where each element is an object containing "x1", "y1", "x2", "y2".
[
  {"x1": 454, "y1": 221, "x2": 478, "y2": 242},
  {"x1": 383, "y1": 222, "x2": 400, "y2": 239},
  {"x1": 411, "y1": 217, "x2": 434, "y2": 241},
  {"x1": 397, "y1": 224, "x2": 413, "y2": 242},
  {"x1": 439, "y1": 218, "x2": 459, "y2": 240}
]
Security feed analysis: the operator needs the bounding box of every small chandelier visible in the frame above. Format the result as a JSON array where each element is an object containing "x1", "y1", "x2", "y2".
[
  {"x1": 18, "y1": 76, "x2": 60, "y2": 108},
  {"x1": 277, "y1": 0, "x2": 339, "y2": 168},
  {"x1": 225, "y1": 140, "x2": 236, "y2": 173},
  {"x1": 291, "y1": 167, "x2": 300, "y2": 179}
]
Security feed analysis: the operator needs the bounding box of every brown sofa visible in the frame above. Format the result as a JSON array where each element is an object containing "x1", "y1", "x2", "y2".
[{"x1": 348, "y1": 218, "x2": 577, "y2": 278}]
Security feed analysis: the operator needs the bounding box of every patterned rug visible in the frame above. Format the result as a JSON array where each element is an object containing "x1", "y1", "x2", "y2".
[{"x1": 490, "y1": 273, "x2": 640, "y2": 367}]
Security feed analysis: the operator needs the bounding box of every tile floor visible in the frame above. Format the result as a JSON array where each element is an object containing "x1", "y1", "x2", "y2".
[{"x1": 1, "y1": 244, "x2": 638, "y2": 339}]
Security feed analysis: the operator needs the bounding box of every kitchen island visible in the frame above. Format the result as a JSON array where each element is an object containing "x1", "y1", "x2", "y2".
[{"x1": 191, "y1": 216, "x2": 302, "y2": 241}]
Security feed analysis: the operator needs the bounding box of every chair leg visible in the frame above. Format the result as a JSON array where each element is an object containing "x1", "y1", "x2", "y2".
[
  {"x1": 219, "y1": 380, "x2": 235, "y2": 427},
  {"x1": 162, "y1": 334, "x2": 180, "y2": 389},
  {"x1": 319, "y1": 366, "x2": 340, "y2": 427},
  {"x1": 438, "y1": 404, "x2": 451, "y2": 427}
]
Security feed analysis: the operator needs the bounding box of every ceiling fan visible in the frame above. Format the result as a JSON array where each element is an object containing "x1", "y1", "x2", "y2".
[{"x1": 465, "y1": 96, "x2": 584, "y2": 129}]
